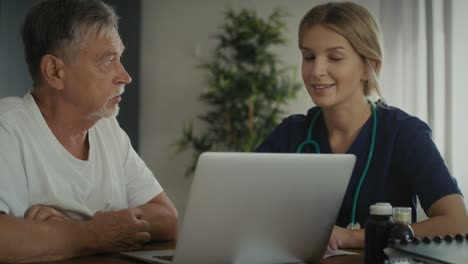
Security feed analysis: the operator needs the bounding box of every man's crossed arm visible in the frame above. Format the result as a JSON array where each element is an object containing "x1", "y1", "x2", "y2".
[{"x1": 0, "y1": 192, "x2": 178, "y2": 263}]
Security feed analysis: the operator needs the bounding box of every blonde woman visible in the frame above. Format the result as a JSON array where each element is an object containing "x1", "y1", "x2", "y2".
[{"x1": 256, "y1": 2, "x2": 467, "y2": 249}]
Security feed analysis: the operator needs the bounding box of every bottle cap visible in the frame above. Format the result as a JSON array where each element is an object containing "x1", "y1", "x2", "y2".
[
  {"x1": 370, "y1": 202, "x2": 392, "y2": 216},
  {"x1": 393, "y1": 207, "x2": 412, "y2": 224}
]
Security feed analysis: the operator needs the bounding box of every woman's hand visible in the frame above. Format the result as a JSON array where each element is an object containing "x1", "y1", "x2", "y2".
[
  {"x1": 327, "y1": 225, "x2": 365, "y2": 250},
  {"x1": 327, "y1": 226, "x2": 343, "y2": 250}
]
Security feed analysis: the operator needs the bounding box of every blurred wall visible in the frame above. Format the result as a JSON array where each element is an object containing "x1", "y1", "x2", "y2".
[
  {"x1": 0, "y1": 0, "x2": 33, "y2": 97},
  {"x1": 451, "y1": 0, "x2": 468, "y2": 209}
]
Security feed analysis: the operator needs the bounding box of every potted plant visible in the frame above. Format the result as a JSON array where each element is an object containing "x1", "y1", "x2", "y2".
[{"x1": 173, "y1": 8, "x2": 301, "y2": 175}]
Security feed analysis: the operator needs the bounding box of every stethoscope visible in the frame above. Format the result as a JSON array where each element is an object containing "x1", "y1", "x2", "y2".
[{"x1": 296, "y1": 101, "x2": 377, "y2": 229}]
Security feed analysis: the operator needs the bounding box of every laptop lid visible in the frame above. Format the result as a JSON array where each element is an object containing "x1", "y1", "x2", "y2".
[{"x1": 172, "y1": 152, "x2": 355, "y2": 264}]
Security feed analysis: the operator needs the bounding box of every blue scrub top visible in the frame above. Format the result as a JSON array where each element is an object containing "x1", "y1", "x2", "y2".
[{"x1": 255, "y1": 103, "x2": 462, "y2": 227}]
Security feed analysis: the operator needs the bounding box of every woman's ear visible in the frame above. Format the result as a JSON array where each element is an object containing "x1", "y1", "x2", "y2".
[
  {"x1": 362, "y1": 59, "x2": 380, "y2": 81},
  {"x1": 370, "y1": 59, "x2": 381, "y2": 76},
  {"x1": 39, "y1": 54, "x2": 66, "y2": 91}
]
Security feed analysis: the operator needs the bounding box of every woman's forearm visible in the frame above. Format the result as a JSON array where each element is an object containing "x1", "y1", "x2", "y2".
[{"x1": 411, "y1": 214, "x2": 468, "y2": 238}]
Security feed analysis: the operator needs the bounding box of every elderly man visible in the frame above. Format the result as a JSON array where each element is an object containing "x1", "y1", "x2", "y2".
[{"x1": 0, "y1": 0, "x2": 178, "y2": 262}]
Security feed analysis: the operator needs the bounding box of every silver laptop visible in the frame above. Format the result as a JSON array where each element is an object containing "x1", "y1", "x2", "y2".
[{"x1": 122, "y1": 152, "x2": 355, "y2": 264}]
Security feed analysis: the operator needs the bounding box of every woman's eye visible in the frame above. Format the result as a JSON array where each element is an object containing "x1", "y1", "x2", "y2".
[
  {"x1": 303, "y1": 56, "x2": 315, "y2": 61},
  {"x1": 329, "y1": 57, "x2": 343, "y2": 61}
]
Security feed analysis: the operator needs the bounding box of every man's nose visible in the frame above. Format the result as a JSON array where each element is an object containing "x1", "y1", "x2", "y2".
[{"x1": 115, "y1": 63, "x2": 132, "y2": 85}]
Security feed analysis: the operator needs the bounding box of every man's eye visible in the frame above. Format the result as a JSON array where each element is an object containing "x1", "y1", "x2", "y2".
[{"x1": 104, "y1": 57, "x2": 115, "y2": 66}]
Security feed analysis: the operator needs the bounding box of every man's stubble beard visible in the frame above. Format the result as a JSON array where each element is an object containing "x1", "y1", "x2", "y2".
[{"x1": 87, "y1": 86, "x2": 124, "y2": 120}]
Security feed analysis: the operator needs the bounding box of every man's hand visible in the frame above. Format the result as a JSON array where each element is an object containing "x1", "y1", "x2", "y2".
[
  {"x1": 24, "y1": 205, "x2": 70, "y2": 222},
  {"x1": 327, "y1": 225, "x2": 365, "y2": 250},
  {"x1": 137, "y1": 193, "x2": 178, "y2": 241},
  {"x1": 86, "y1": 208, "x2": 151, "y2": 252}
]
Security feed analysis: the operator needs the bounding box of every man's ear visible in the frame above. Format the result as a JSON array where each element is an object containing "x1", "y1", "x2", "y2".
[{"x1": 39, "y1": 54, "x2": 66, "y2": 91}]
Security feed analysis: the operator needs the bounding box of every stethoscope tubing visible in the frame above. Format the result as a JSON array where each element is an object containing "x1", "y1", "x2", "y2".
[{"x1": 296, "y1": 101, "x2": 377, "y2": 228}]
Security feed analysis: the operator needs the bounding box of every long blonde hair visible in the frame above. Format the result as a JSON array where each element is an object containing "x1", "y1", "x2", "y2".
[{"x1": 299, "y1": 2, "x2": 383, "y2": 100}]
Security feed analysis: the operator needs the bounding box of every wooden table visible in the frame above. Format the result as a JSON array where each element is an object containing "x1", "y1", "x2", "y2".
[{"x1": 39, "y1": 241, "x2": 364, "y2": 264}]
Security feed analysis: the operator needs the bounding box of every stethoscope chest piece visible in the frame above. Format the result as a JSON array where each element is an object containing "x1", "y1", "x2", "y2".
[{"x1": 346, "y1": 222, "x2": 361, "y2": 230}]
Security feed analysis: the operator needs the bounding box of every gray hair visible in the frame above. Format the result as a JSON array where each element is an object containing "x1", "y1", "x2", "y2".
[{"x1": 21, "y1": 0, "x2": 119, "y2": 86}]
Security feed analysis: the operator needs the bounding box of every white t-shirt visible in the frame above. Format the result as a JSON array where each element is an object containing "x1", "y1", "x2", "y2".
[{"x1": 0, "y1": 93, "x2": 163, "y2": 220}]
